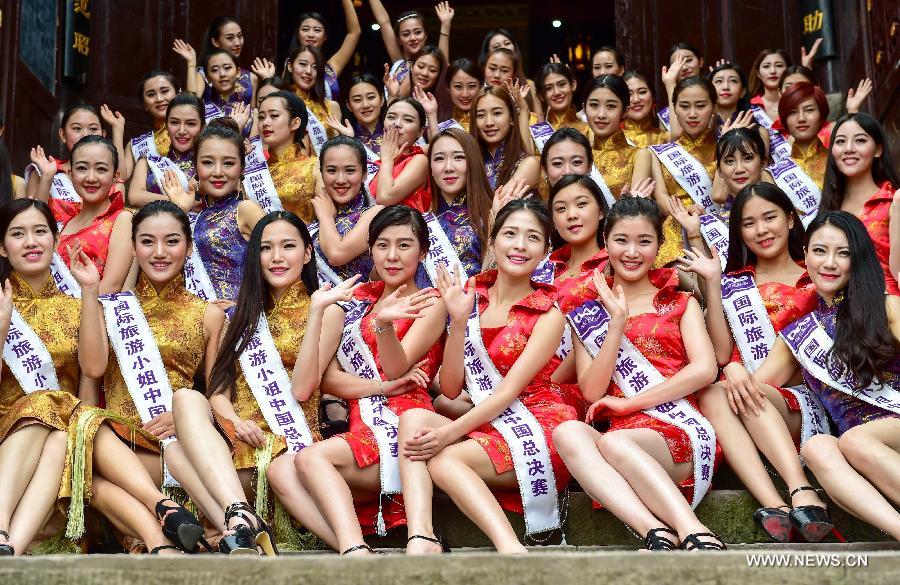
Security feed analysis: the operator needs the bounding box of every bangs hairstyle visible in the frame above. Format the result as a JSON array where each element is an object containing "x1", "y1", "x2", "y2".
[
  {"x1": 208, "y1": 211, "x2": 318, "y2": 398},
  {"x1": 583, "y1": 74, "x2": 630, "y2": 110},
  {"x1": 540, "y1": 127, "x2": 592, "y2": 172},
  {"x1": 549, "y1": 174, "x2": 610, "y2": 248},
  {"x1": 131, "y1": 200, "x2": 192, "y2": 243},
  {"x1": 778, "y1": 65, "x2": 815, "y2": 90},
  {"x1": 622, "y1": 71, "x2": 660, "y2": 128},
  {"x1": 716, "y1": 127, "x2": 765, "y2": 166},
  {"x1": 195, "y1": 117, "x2": 245, "y2": 173},
  {"x1": 447, "y1": 58, "x2": 483, "y2": 86},
  {"x1": 707, "y1": 62, "x2": 751, "y2": 113},
  {"x1": 368, "y1": 205, "x2": 429, "y2": 252},
  {"x1": 822, "y1": 113, "x2": 900, "y2": 211},
  {"x1": 137, "y1": 70, "x2": 179, "y2": 101},
  {"x1": 724, "y1": 182, "x2": 804, "y2": 273},
  {"x1": 201, "y1": 16, "x2": 240, "y2": 61},
  {"x1": 71, "y1": 134, "x2": 119, "y2": 172},
  {"x1": 490, "y1": 196, "x2": 552, "y2": 247},
  {"x1": 286, "y1": 45, "x2": 327, "y2": 102},
  {"x1": 748, "y1": 49, "x2": 791, "y2": 97},
  {"x1": 166, "y1": 92, "x2": 205, "y2": 126},
  {"x1": 470, "y1": 85, "x2": 528, "y2": 187},
  {"x1": 0, "y1": 199, "x2": 58, "y2": 284},
  {"x1": 428, "y1": 129, "x2": 492, "y2": 256},
  {"x1": 603, "y1": 195, "x2": 664, "y2": 244},
  {"x1": 805, "y1": 211, "x2": 900, "y2": 389},
  {"x1": 259, "y1": 91, "x2": 309, "y2": 144},
  {"x1": 777, "y1": 81, "x2": 828, "y2": 128}
]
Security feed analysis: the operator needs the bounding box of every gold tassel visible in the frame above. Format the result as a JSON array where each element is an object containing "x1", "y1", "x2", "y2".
[{"x1": 253, "y1": 433, "x2": 276, "y2": 519}]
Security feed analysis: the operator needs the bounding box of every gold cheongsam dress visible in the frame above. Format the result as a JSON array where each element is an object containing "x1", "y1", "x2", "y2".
[
  {"x1": 623, "y1": 118, "x2": 667, "y2": 148},
  {"x1": 294, "y1": 87, "x2": 337, "y2": 139},
  {"x1": 790, "y1": 139, "x2": 828, "y2": 191},
  {"x1": 268, "y1": 144, "x2": 318, "y2": 224},
  {"x1": 547, "y1": 108, "x2": 590, "y2": 137},
  {"x1": 592, "y1": 130, "x2": 641, "y2": 200}
]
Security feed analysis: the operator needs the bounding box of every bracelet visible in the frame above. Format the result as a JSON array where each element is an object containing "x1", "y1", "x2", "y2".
[
  {"x1": 373, "y1": 321, "x2": 394, "y2": 335},
  {"x1": 376, "y1": 379, "x2": 384, "y2": 397},
  {"x1": 440, "y1": 32, "x2": 449, "y2": 36}
]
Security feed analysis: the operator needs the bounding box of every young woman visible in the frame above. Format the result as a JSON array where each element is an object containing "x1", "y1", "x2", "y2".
[
  {"x1": 119, "y1": 71, "x2": 180, "y2": 181},
  {"x1": 649, "y1": 76, "x2": 718, "y2": 267},
  {"x1": 821, "y1": 113, "x2": 900, "y2": 296},
  {"x1": 286, "y1": 45, "x2": 342, "y2": 145},
  {"x1": 708, "y1": 63, "x2": 752, "y2": 132},
  {"x1": 483, "y1": 49, "x2": 540, "y2": 118},
  {"x1": 369, "y1": 98, "x2": 431, "y2": 211},
  {"x1": 471, "y1": 86, "x2": 540, "y2": 190},
  {"x1": 622, "y1": 72, "x2": 667, "y2": 148},
  {"x1": 779, "y1": 82, "x2": 830, "y2": 189},
  {"x1": 268, "y1": 206, "x2": 447, "y2": 554},
  {"x1": 540, "y1": 128, "x2": 593, "y2": 197},
  {"x1": 409, "y1": 46, "x2": 446, "y2": 96},
  {"x1": 161, "y1": 118, "x2": 266, "y2": 302},
  {"x1": 310, "y1": 137, "x2": 380, "y2": 283},
  {"x1": 748, "y1": 49, "x2": 790, "y2": 122},
  {"x1": 680, "y1": 183, "x2": 833, "y2": 543},
  {"x1": 752, "y1": 212, "x2": 900, "y2": 541},
  {"x1": 289, "y1": 1, "x2": 361, "y2": 100},
  {"x1": 427, "y1": 128, "x2": 493, "y2": 277},
  {"x1": 554, "y1": 196, "x2": 724, "y2": 551},
  {"x1": 592, "y1": 46, "x2": 625, "y2": 77},
  {"x1": 0, "y1": 200, "x2": 103, "y2": 555},
  {"x1": 170, "y1": 211, "x2": 324, "y2": 555},
  {"x1": 128, "y1": 93, "x2": 204, "y2": 209},
  {"x1": 584, "y1": 75, "x2": 652, "y2": 197},
  {"x1": 445, "y1": 58, "x2": 483, "y2": 131},
  {"x1": 255, "y1": 91, "x2": 318, "y2": 223},
  {"x1": 397, "y1": 198, "x2": 576, "y2": 554},
  {"x1": 335, "y1": 74, "x2": 386, "y2": 155},
  {"x1": 51, "y1": 136, "x2": 133, "y2": 295},
  {"x1": 479, "y1": 30, "x2": 541, "y2": 118},
  {"x1": 659, "y1": 42, "x2": 705, "y2": 131},
  {"x1": 537, "y1": 63, "x2": 589, "y2": 136}
]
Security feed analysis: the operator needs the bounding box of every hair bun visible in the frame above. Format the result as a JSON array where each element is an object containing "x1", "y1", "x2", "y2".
[{"x1": 207, "y1": 116, "x2": 241, "y2": 134}]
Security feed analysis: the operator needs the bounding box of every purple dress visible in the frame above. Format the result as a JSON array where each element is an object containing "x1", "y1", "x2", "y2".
[
  {"x1": 436, "y1": 193, "x2": 482, "y2": 277},
  {"x1": 201, "y1": 68, "x2": 253, "y2": 113},
  {"x1": 324, "y1": 63, "x2": 340, "y2": 100},
  {"x1": 194, "y1": 191, "x2": 246, "y2": 302},
  {"x1": 799, "y1": 294, "x2": 900, "y2": 435},
  {"x1": 313, "y1": 192, "x2": 374, "y2": 281},
  {"x1": 484, "y1": 143, "x2": 506, "y2": 190},
  {"x1": 355, "y1": 122, "x2": 384, "y2": 156},
  {"x1": 145, "y1": 149, "x2": 196, "y2": 194}
]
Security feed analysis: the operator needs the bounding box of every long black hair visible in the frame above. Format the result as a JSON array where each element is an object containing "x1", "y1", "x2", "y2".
[
  {"x1": 724, "y1": 182, "x2": 805, "y2": 273},
  {"x1": 259, "y1": 91, "x2": 309, "y2": 144},
  {"x1": 207, "y1": 211, "x2": 319, "y2": 397},
  {"x1": 286, "y1": 45, "x2": 327, "y2": 102},
  {"x1": 549, "y1": 174, "x2": 609, "y2": 248},
  {"x1": 0, "y1": 200, "x2": 58, "y2": 284},
  {"x1": 805, "y1": 211, "x2": 900, "y2": 388},
  {"x1": 821, "y1": 113, "x2": 900, "y2": 211},
  {"x1": 201, "y1": 16, "x2": 241, "y2": 63},
  {"x1": 707, "y1": 61, "x2": 752, "y2": 115}
]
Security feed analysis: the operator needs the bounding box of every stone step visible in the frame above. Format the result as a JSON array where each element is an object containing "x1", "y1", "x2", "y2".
[
  {"x1": 2, "y1": 546, "x2": 899, "y2": 585},
  {"x1": 366, "y1": 490, "x2": 891, "y2": 549}
]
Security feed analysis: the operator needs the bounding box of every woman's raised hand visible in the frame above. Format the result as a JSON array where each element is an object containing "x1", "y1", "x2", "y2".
[
  {"x1": 375, "y1": 285, "x2": 439, "y2": 323},
  {"x1": 172, "y1": 39, "x2": 197, "y2": 63},
  {"x1": 435, "y1": 264, "x2": 475, "y2": 324},
  {"x1": 310, "y1": 275, "x2": 363, "y2": 311}
]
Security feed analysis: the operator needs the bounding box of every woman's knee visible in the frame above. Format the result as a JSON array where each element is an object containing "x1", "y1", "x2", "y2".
[
  {"x1": 399, "y1": 408, "x2": 437, "y2": 434},
  {"x1": 266, "y1": 454, "x2": 296, "y2": 493},
  {"x1": 172, "y1": 388, "x2": 207, "y2": 412},
  {"x1": 697, "y1": 382, "x2": 729, "y2": 415},
  {"x1": 838, "y1": 426, "x2": 877, "y2": 470},
  {"x1": 596, "y1": 431, "x2": 634, "y2": 466},
  {"x1": 799, "y1": 433, "x2": 838, "y2": 470},
  {"x1": 552, "y1": 420, "x2": 591, "y2": 457}
]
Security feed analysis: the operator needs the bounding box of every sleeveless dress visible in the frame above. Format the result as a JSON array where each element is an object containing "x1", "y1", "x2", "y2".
[
  {"x1": 57, "y1": 192, "x2": 127, "y2": 278},
  {"x1": 855, "y1": 182, "x2": 899, "y2": 296},
  {"x1": 623, "y1": 118, "x2": 667, "y2": 149},
  {"x1": 551, "y1": 245, "x2": 610, "y2": 314},
  {"x1": 102, "y1": 274, "x2": 209, "y2": 453},
  {"x1": 435, "y1": 193, "x2": 482, "y2": 277},
  {"x1": 336, "y1": 280, "x2": 444, "y2": 534},
  {"x1": 466, "y1": 270, "x2": 581, "y2": 516},
  {"x1": 790, "y1": 140, "x2": 828, "y2": 191},
  {"x1": 592, "y1": 130, "x2": 640, "y2": 198},
  {"x1": 312, "y1": 192, "x2": 374, "y2": 282},
  {"x1": 368, "y1": 146, "x2": 432, "y2": 212},
  {"x1": 267, "y1": 143, "x2": 318, "y2": 223},
  {"x1": 194, "y1": 192, "x2": 246, "y2": 302}
]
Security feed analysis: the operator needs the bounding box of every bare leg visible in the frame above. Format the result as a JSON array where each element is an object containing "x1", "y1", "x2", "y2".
[
  {"x1": 4, "y1": 430, "x2": 67, "y2": 554},
  {"x1": 428, "y1": 440, "x2": 524, "y2": 554},
  {"x1": 553, "y1": 420, "x2": 671, "y2": 540},
  {"x1": 432, "y1": 394, "x2": 474, "y2": 421},
  {"x1": 294, "y1": 437, "x2": 381, "y2": 555},
  {"x1": 90, "y1": 475, "x2": 179, "y2": 554},
  {"x1": 92, "y1": 425, "x2": 168, "y2": 512},
  {"x1": 837, "y1": 418, "x2": 900, "y2": 504},
  {"x1": 266, "y1": 454, "x2": 338, "y2": 550},
  {"x1": 0, "y1": 424, "x2": 51, "y2": 536},
  {"x1": 163, "y1": 442, "x2": 225, "y2": 528},
  {"x1": 399, "y1": 408, "x2": 452, "y2": 554}
]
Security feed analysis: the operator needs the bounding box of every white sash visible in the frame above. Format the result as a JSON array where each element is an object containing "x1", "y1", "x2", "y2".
[
  {"x1": 131, "y1": 131, "x2": 161, "y2": 161},
  {"x1": 463, "y1": 299, "x2": 561, "y2": 535},
  {"x1": 362, "y1": 143, "x2": 381, "y2": 187},
  {"x1": 3, "y1": 308, "x2": 61, "y2": 393},
  {"x1": 306, "y1": 223, "x2": 344, "y2": 288},
  {"x1": 50, "y1": 253, "x2": 81, "y2": 298},
  {"x1": 749, "y1": 106, "x2": 792, "y2": 162},
  {"x1": 146, "y1": 155, "x2": 190, "y2": 193},
  {"x1": 437, "y1": 119, "x2": 464, "y2": 133},
  {"x1": 531, "y1": 256, "x2": 555, "y2": 285},
  {"x1": 649, "y1": 142, "x2": 718, "y2": 212},
  {"x1": 184, "y1": 212, "x2": 217, "y2": 301},
  {"x1": 25, "y1": 164, "x2": 81, "y2": 204},
  {"x1": 336, "y1": 299, "x2": 401, "y2": 534},
  {"x1": 422, "y1": 212, "x2": 467, "y2": 285},
  {"x1": 100, "y1": 292, "x2": 179, "y2": 486},
  {"x1": 720, "y1": 274, "x2": 829, "y2": 444},
  {"x1": 766, "y1": 157, "x2": 821, "y2": 228},
  {"x1": 698, "y1": 214, "x2": 729, "y2": 270},
  {"x1": 587, "y1": 165, "x2": 617, "y2": 210},
  {"x1": 384, "y1": 59, "x2": 409, "y2": 100},
  {"x1": 238, "y1": 315, "x2": 315, "y2": 453},
  {"x1": 529, "y1": 122, "x2": 555, "y2": 154},
  {"x1": 242, "y1": 136, "x2": 284, "y2": 213},
  {"x1": 781, "y1": 313, "x2": 900, "y2": 416},
  {"x1": 305, "y1": 109, "x2": 328, "y2": 157},
  {"x1": 657, "y1": 106, "x2": 671, "y2": 131},
  {"x1": 567, "y1": 299, "x2": 716, "y2": 506},
  {"x1": 204, "y1": 102, "x2": 224, "y2": 123}
]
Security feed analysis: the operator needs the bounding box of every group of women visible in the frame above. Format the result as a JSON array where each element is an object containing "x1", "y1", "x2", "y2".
[{"x1": 1, "y1": 1, "x2": 898, "y2": 558}]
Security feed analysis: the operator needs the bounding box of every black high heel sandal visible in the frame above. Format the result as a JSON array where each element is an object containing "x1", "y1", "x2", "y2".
[
  {"x1": 221, "y1": 502, "x2": 278, "y2": 556},
  {"x1": 643, "y1": 527, "x2": 678, "y2": 551},
  {"x1": 789, "y1": 486, "x2": 833, "y2": 543},
  {"x1": 150, "y1": 545, "x2": 183, "y2": 554},
  {"x1": 218, "y1": 502, "x2": 259, "y2": 555},
  {"x1": 680, "y1": 532, "x2": 727, "y2": 551},
  {"x1": 753, "y1": 506, "x2": 793, "y2": 543},
  {"x1": 341, "y1": 543, "x2": 377, "y2": 555},
  {"x1": 155, "y1": 499, "x2": 211, "y2": 553},
  {"x1": 407, "y1": 534, "x2": 451, "y2": 553},
  {"x1": 0, "y1": 529, "x2": 14, "y2": 556}
]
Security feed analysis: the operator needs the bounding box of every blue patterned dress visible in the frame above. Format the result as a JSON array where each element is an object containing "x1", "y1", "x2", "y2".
[
  {"x1": 436, "y1": 193, "x2": 482, "y2": 277},
  {"x1": 194, "y1": 192, "x2": 247, "y2": 301},
  {"x1": 313, "y1": 192, "x2": 374, "y2": 281}
]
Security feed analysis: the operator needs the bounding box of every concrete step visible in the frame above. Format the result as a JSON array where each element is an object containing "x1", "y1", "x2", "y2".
[
  {"x1": 366, "y1": 490, "x2": 891, "y2": 549},
  {"x1": 2, "y1": 546, "x2": 899, "y2": 585}
]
